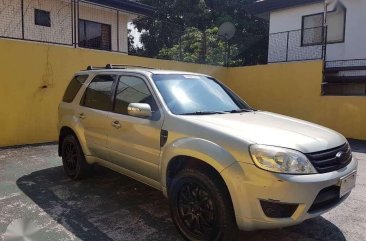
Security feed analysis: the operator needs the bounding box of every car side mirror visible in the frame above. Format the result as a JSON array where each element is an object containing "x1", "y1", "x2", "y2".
[{"x1": 128, "y1": 103, "x2": 152, "y2": 118}]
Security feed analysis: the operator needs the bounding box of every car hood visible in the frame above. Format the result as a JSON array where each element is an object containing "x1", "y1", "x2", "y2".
[{"x1": 183, "y1": 111, "x2": 346, "y2": 153}]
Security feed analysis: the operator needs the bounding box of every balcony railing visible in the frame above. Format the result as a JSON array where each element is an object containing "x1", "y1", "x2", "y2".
[{"x1": 268, "y1": 27, "x2": 326, "y2": 63}]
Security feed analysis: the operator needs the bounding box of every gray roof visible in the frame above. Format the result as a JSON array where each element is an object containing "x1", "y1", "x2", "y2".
[
  {"x1": 85, "y1": 0, "x2": 154, "y2": 15},
  {"x1": 244, "y1": 0, "x2": 322, "y2": 15}
]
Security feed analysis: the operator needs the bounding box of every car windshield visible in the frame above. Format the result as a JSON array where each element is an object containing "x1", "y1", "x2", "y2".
[{"x1": 152, "y1": 74, "x2": 252, "y2": 115}]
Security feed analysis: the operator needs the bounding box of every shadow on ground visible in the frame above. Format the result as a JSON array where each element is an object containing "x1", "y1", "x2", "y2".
[
  {"x1": 349, "y1": 139, "x2": 366, "y2": 154},
  {"x1": 17, "y1": 166, "x2": 346, "y2": 241}
]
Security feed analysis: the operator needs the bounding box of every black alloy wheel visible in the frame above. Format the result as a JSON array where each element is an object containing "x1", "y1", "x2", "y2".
[
  {"x1": 61, "y1": 135, "x2": 91, "y2": 180},
  {"x1": 177, "y1": 181, "x2": 217, "y2": 237},
  {"x1": 169, "y1": 169, "x2": 238, "y2": 241}
]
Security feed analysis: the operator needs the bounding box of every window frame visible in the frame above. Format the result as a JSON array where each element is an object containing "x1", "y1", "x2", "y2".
[
  {"x1": 34, "y1": 9, "x2": 51, "y2": 27},
  {"x1": 80, "y1": 74, "x2": 117, "y2": 112},
  {"x1": 301, "y1": 13, "x2": 324, "y2": 47},
  {"x1": 78, "y1": 19, "x2": 112, "y2": 51},
  {"x1": 112, "y1": 74, "x2": 161, "y2": 120},
  {"x1": 326, "y1": 7, "x2": 347, "y2": 44},
  {"x1": 151, "y1": 74, "x2": 253, "y2": 115},
  {"x1": 80, "y1": 73, "x2": 162, "y2": 118},
  {"x1": 301, "y1": 8, "x2": 346, "y2": 47}
]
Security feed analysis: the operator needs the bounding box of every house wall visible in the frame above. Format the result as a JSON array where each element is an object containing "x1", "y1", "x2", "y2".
[
  {"x1": 0, "y1": 39, "x2": 226, "y2": 147},
  {"x1": 268, "y1": 0, "x2": 366, "y2": 62},
  {"x1": 0, "y1": 1, "x2": 22, "y2": 39},
  {"x1": 0, "y1": 0, "x2": 133, "y2": 51},
  {"x1": 78, "y1": 2, "x2": 134, "y2": 52},
  {"x1": 23, "y1": 0, "x2": 73, "y2": 45}
]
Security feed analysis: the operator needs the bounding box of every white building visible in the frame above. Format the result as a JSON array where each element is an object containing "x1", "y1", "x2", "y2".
[
  {"x1": 246, "y1": 0, "x2": 366, "y2": 96},
  {"x1": 246, "y1": 0, "x2": 366, "y2": 63},
  {"x1": 0, "y1": 0, "x2": 153, "y2": 53}
]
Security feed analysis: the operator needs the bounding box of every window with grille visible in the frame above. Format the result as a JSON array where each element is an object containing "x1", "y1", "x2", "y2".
[
  {"x1": 35, "y1": 9, "x2": 51, "y2": 27},
  {"x1": 78, "y1": 20, "x2": 111, "y2": 51},
  {"x1": 301, "y1": 7, "x2": 346, "y2": 46},
  {"x1": 301, "y1": 13, "x2": 324, "y2": 46}
]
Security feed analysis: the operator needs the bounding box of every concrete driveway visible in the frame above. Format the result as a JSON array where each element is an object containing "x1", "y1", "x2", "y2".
[{"x1": 0, "y1": 140, "x2": 365, "y2": 241}]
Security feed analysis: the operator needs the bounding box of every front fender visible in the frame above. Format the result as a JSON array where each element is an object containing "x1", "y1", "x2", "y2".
[{"x1": 160, "y1": 137, "x2": 238, "y2": 189}]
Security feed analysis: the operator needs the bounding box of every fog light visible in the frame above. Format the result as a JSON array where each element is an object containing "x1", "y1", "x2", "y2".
[{"x1": 260, "y1": 200, "x2": 298, "y2": 218}]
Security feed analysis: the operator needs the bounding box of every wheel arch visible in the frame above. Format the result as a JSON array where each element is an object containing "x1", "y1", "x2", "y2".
[
  {"x1": 161, "y1": 137, "x2": 237, "y2": 193},
  {"x1": 161, "y1": 138, "x2": 242, "y2": 234},
  {"x1": 58, "y1": 125, "x2": 89, "y2": 156},
  {"x1": 166, "y1": 156, "x2": 231, "y2": 195}
]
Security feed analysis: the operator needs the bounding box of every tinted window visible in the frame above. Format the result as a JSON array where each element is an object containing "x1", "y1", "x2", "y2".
[
  {"x1": 78, "y1": 19, "x2": 111, "y2": 51},
  {"x1": 152, "y1": 74, "x2": 249, "y2": 115},
  {"x1": 114, "y1": 76, "x2": 158, "y2": 115},
  {"x1": 83, "y1": 75, "x2": 115, "y2": 111},
  {"x1": 63, "y1": 75, "x2": 88, "y2": 103},
  {"x1": 35, "y1": 9, "x2": 51, "y2": 27}
]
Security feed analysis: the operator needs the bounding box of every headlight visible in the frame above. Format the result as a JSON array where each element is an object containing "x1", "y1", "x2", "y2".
[{"x1": 249, "y1": 145, "x2": 317, "y2": 174}]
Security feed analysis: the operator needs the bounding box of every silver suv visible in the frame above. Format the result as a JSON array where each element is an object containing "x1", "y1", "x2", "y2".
[{"x1": 58, "y1": 65, "x2": 357, "y2": 241}]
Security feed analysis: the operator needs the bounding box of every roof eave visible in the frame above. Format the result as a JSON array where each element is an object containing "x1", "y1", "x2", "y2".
[
  {"x1": 85, "y1": 0, "x2": 155, "y2": 16},
  {"x1": 244, "y1": 0, "x2": 323, "y2": 16}
]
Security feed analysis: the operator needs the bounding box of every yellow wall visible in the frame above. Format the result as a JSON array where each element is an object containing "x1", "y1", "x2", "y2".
[
  {"x1": 0, "y1": 39, "x2": 226, "y2": 147},
  {"x1": 0, "y1": 39, "x2": 365, "y2": 147},
  {"x1": 225, "y1": 61, "x2": 366, "y2": 140}
]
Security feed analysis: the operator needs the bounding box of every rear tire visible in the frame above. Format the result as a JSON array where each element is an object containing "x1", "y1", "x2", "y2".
[
  {"x1": 169, "y1": 168, "x2": 238, "y2": 241},
  {"x1": 61, "y1": 135, "x2": 92, "y2": 180}
]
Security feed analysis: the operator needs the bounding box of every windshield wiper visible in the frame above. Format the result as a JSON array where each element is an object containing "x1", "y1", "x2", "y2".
[
  {"x1": 180, "y1": 111, "x2": 226, "y2": 115},
  {"x1": 226, "y1": 109, "x2": 255, "y2": 113}
]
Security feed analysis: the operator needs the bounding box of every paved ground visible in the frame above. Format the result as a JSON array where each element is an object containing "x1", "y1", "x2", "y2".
[{"x1": 0, "y1": 140, "x2": 365, "y2": 241}]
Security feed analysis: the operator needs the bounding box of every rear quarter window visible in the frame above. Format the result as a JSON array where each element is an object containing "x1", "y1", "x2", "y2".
[{"x1": 62, "y1": 75, "x2": 89, "y2": 103}]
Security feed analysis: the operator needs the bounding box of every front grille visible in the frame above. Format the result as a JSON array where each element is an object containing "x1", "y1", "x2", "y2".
[{"x1": 306, "y1": 143, "x2": 352, "y2": 173}]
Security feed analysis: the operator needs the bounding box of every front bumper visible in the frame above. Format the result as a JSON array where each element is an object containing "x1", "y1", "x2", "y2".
[{"x1": 221, "y1": 157, "x2": 358, "y2": 231}]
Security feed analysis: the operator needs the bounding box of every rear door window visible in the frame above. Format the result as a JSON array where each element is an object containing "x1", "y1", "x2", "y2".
[
  {"x1": 62, "y1": 75, "x2": 88, "y2": 103},
  {"x1": 81, "y1": 75, "x2": 116, "y2": 111}
]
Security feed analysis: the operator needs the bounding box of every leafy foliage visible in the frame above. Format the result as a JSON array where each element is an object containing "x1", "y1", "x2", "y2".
[
  {"x1": 131, "y1": 0, "x2": 269, "y2": 66},
  {"x1": 157, "y1": 27, "x2": 239, "y2": 65}
]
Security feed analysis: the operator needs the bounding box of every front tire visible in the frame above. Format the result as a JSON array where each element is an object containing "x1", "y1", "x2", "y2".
[
  {"x1": 169, "y1": 169, "x2": 238, "y2": 241},
  {"x1": 61, "y1": 135, "x2": 91, "y2": 180}
]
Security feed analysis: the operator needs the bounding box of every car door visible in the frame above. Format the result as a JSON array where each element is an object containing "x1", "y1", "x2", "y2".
[
  {"x1": 107, "y1": 74, "x2": 164, "y2": 181},
  {"x1": 79, "y1": 74, "x2": 116, "y2": 160}
]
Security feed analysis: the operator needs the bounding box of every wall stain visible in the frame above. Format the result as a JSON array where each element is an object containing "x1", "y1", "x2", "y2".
[{"x1": 41, "y1": 46, "x2": 54, "y2": 89}]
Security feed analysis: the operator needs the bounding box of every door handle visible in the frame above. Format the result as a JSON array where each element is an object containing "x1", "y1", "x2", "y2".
[
  {"x1": 111, "y1": 120, "x2": 121, "y2": 129},
  {"x1": 79, "y1": 113, "x2": 86, "y2": 120}
]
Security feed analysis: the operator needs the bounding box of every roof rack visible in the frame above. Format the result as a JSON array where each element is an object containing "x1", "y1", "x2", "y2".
[
  {"x1": 86, "y1": 64, "x2": 156, "y2": 71},
  {"x1": 86, "y1": 66, "x2": 104, "y2": 70},
  {"x1": 106, "y1": 64, "x2": 156, "y2": 70}
]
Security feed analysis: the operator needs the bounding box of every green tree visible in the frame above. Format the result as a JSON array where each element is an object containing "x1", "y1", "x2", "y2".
[
  {"x1": 158, "y1": 27, "x2": 237, "y2": 65},
  {"x1": 132, "y1": 0, "x2": 268, "y2": 66}
]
